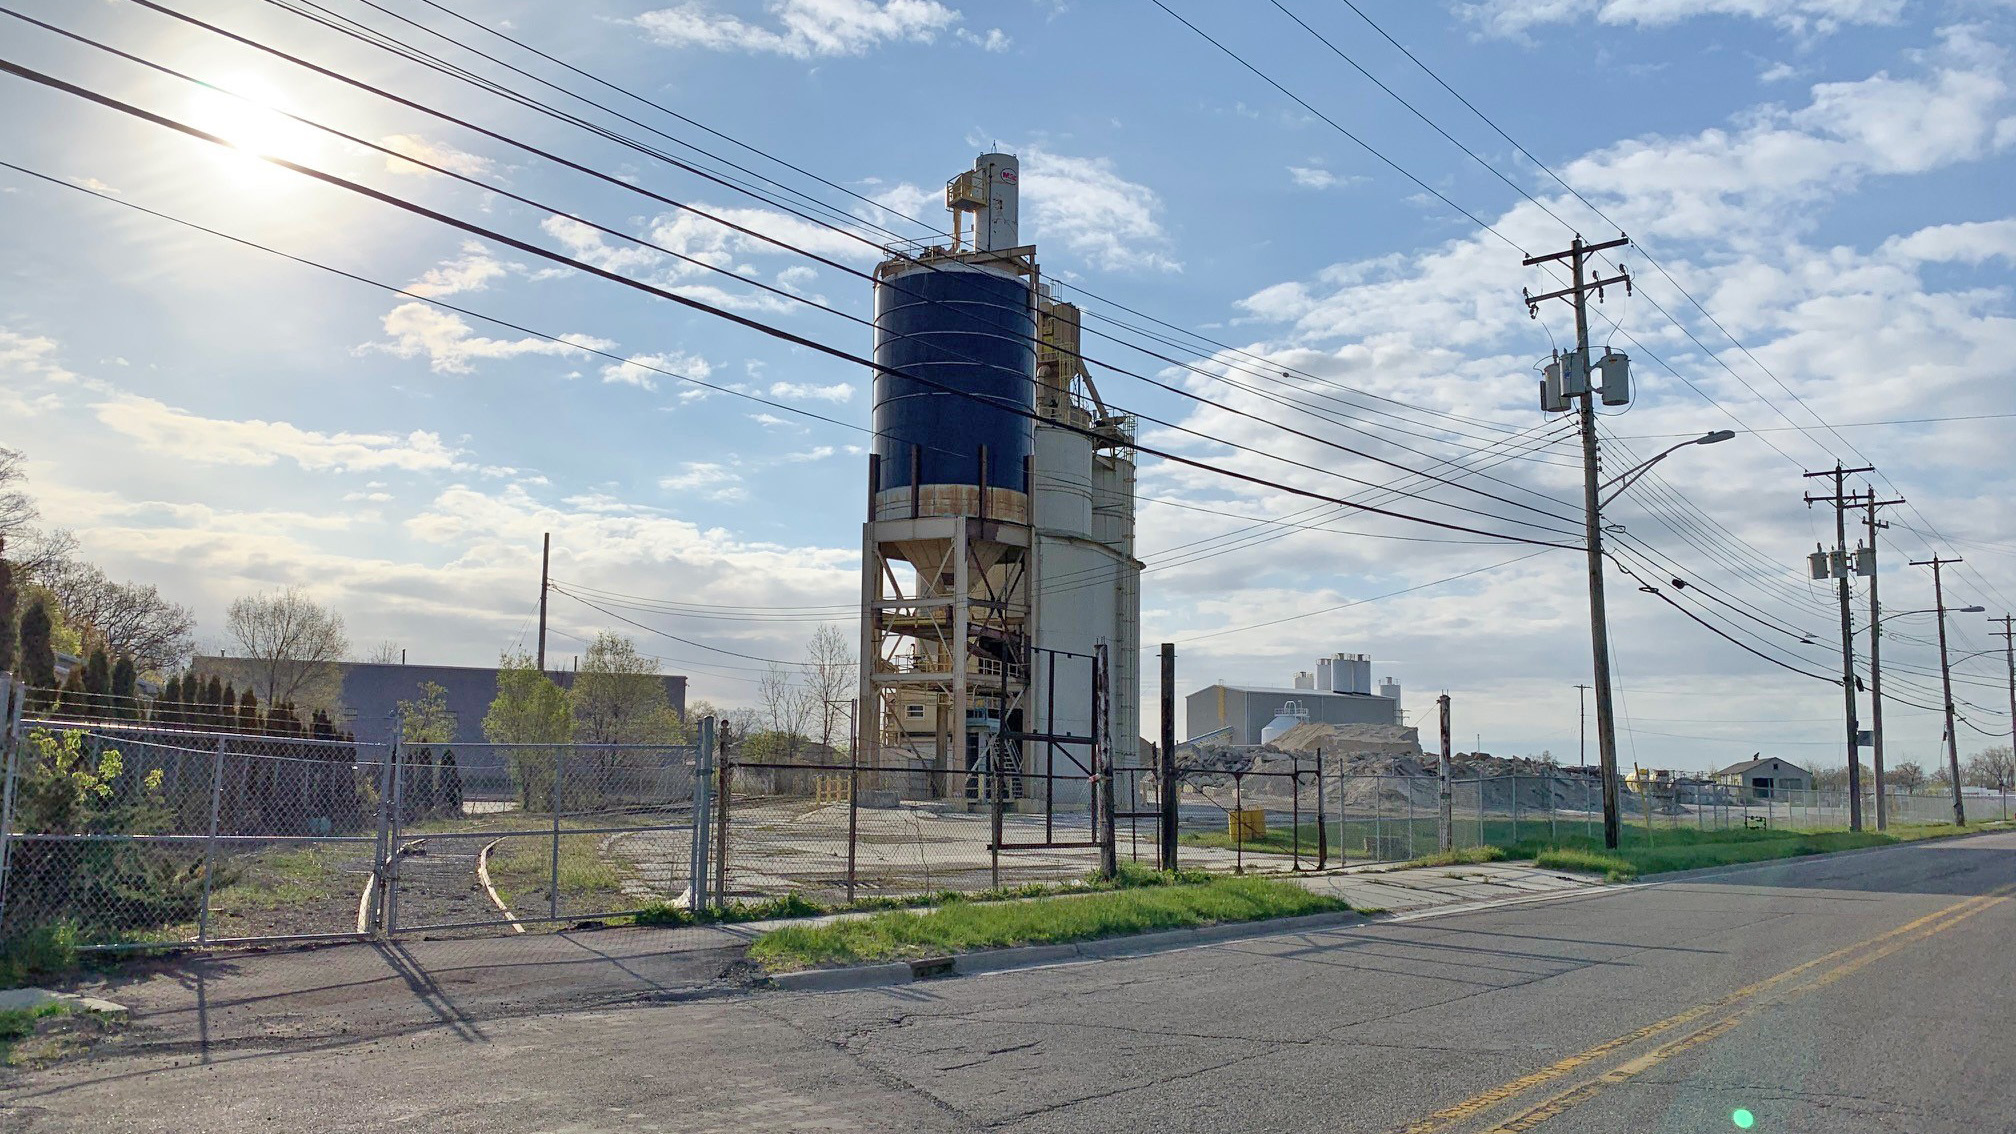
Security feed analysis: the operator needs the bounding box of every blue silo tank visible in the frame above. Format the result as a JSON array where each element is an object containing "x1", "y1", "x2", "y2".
[{"x1": 872, "y1": 259, "x2": 1035, "y2": 504}]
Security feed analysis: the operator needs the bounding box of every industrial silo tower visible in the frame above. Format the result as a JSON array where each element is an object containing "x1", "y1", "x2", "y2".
[{"x1": 858, "y1": 152, "x2": 1141, "y2": 817}]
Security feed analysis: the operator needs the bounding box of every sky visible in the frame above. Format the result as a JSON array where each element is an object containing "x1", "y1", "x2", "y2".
[{"x1": 3, "y1": 0, "x2": 2016, "y2": 775}]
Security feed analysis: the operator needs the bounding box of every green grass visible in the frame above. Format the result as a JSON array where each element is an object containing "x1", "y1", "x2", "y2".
[
  {"x1": 1520, "y1": 822, "x2": 1998, "y2": 881},
  {"x1": 0, "y1": 1001, "x2": 69, "y2": 1042},
  {"x1": 746, "y1": 874, "x2": 1349, "y2": 970},
  {"x1": 485, "y1": 832, "x2": 626, "y2": 907},
  {"x1": 0, "y1": 925, "x2": 79, "y2": 990},
  {"x1": 212, "y1": 843, "x2": 350, "y2": 912},
  {"x1": 1403, "y1": 845, "x2": 1508, "y2": 868},
  {"x1": 632, "y1": 863, "x2": 1221, "y2": 928}
]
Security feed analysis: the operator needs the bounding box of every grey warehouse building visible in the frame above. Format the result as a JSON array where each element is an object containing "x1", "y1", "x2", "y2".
[
  {"x1": 1186, "y1": 653, "x2": 1402, "y2": 746},
  {"x1": 191, "y1": 657, "x2": 687, "y2": 748}
]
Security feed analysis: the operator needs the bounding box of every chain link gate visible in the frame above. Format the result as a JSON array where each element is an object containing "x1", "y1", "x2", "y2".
[{"x1": 0, "y1": 703, "x2": 698, "y2": 952}]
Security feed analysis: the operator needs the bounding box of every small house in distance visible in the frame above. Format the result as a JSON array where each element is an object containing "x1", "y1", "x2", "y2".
[{"x1": 1712, "y1": 756, "x2": 1812, "y2": 800}]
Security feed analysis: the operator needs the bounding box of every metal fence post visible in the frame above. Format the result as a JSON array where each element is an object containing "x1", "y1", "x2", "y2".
[
  {"x1": 714, "y1": 744, "x2": 732, "y2": 907},
  {"x1": 690, "y1": 718, "x2": 713, "y2": 912},
  {"x1": 198, "y1": 735, "x2": 226, "y2": 945},
  {"x1": 1405, "y1": 776, "x2": 1416, "y2": 860},
  {"x1": 1291, "y1": 757, "x2": 1303, "y2": 872},
  {"x1": 846, "y1": 699, "x2": 859, "y2": 905},
  {"x1": 1373, "y1": 774, "x2": 1383, "y2": 860},
  {"x1": 386, "y1": 730, "x2": 405, "y2": 935},
  {"x1": 372, "y1": 738, "x2": 395, "y2": 936},
  {"x1": 1511, "y1": 775, "x2": 1521, "y2": 846},
  {"x1": 549, "y1": 749, "x2": 564, "y2": 923},
  {"x1": 0, "y1": 677, "x2": 21, "y2": 931},
  {"x1": 1314, "y1": 752, "x2": 1327, "y2": 870}
]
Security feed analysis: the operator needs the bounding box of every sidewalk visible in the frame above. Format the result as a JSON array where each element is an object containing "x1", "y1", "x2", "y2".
[
  {"x1": 40, "y1": 861, "x2": 1598, "y2": 1062},
  {"x1": 1283, "y1": 859, "x2": 1600, "y2": 913}
]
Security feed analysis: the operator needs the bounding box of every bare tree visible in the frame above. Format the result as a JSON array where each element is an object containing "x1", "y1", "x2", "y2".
[
  {"x1": 1888, "y1": 761, "x2": 1927, "y2": 794},
  {"x1": 226, "y1": 587, "x2": 349, "y2": 709},
  {"x1": 757, "y1": 662, "x2": 816, "y2": 759},
  {"x1": 0, "y1": 447, "x2": 35, "y2": 543},
  {"x1": 803, "y1": 623, "x2": 857, "y2": 753},
  {"x1": 1964, "y1": 746, "x2": 2016, "y2": 790},
  {"x1": 40, "y1": 558, "x2": 196, "y2": 675},
  {"x1": 364, "y1": 640, "x2": 403, "y2": 664}
]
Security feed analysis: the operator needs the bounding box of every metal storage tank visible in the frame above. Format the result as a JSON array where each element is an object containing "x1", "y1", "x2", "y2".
[{"x1": 872, "y1": 260, "x2": 1035, "y2": 520}]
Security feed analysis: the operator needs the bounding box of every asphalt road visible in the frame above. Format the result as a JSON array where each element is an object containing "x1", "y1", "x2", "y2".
[{"x1": 7, "y1": 831, "x2": 2014, "y2": 1133}]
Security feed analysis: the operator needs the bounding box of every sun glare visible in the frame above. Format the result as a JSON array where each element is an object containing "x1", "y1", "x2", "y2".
[{"x1": 182, "y1": 78, "x2": 320, "y2": 186}]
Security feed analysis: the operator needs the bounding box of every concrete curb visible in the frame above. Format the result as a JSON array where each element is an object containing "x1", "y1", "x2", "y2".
[
  {"x1": 0, "y1": 987, "x2": 129, "y2": 1018},
  {"x1": 476, "y1": 838, "x2": 528, "y2": 935},
  {"x1": 763, "y1": 910, "x2": 1365, "y2": 992}
]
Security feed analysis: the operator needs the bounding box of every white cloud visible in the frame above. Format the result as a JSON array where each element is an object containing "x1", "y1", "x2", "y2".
[
  {"x1": 405, "y1": 242, "x2": 520, "y2": 298},
  {"x1": 783, "y1": 445, "x2": 838, "y2": 462},
  {"x1": 1881, "y1": 218, "x2": 2016, "y2": 265},
  {"x1": 768, "y1": 380, "x2": 855, "y2": 402},
  {"x1": 92, "y1": 395, "x2": 465, "y2": 473},
  {"x1": 380, "y1": 134, "x2": 495, "y2": 178},
  {"x1": 368, "y1": 303, "x2": 613, "y2": 374},
  {"x1": 632, "y1": 0, "x2": 959, "y2": 58},
  {"x1": 602, "y1": 351, "x2": 716, "y2": 391},
  {"x1": 657, "y1": 461, "x2": 746, "y2": 502},
  {"x1": 955, "y1": 26, "x2": 1010, "y2": 52},
  {"x1": 64, "y1": 175, "x2": 119, "y2": 195},
  {"x1": 1020, "y1": 145, "x2": 1182, "y2": 273},
  {"x1": 1288, "y1": 166, "x2": 1349, "y2": 190},
  {"x1": 1462, "y1": 0, "x2": 1907, "y2": 36}
]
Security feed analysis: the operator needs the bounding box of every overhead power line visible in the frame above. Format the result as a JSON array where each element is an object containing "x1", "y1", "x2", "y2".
[
  {"x1": 0, "y1": 64, "x2": 1581, "y2": 553},
  {"x1": 26, "y1": 6, "x2": 1587, "y2": 535}
]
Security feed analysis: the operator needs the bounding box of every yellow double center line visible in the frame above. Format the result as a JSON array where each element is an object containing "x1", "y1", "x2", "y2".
[{"x1": 1392, "y1": 886, "x2": 2015, "y2": 1134}]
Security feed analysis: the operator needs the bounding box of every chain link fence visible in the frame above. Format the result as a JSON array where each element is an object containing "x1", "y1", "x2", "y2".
[
  {"x1": 11, "y1": 690, "x2": 2001, "y2": 951},
  {"x1": 0, "y1": 706, "x2": 697, "y2": 950}
]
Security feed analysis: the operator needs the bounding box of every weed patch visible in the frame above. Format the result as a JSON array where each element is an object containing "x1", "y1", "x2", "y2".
[{"x1": 747, "y1": 875, "x2": 1348, "y2": 970}]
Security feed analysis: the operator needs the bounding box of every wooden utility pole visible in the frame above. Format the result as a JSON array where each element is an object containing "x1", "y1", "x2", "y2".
[
  {"x1": 1911, "y1": 556, "x2": 1967, "y2": 825},
  {"x1": 1159, "y1": 643, "x2": 1178, "y2": 871},
  {"x1": 1994, "y1": 615, "x2": 2016, "y2": 781},
  {"x1": 1438, "y1": 693, "x2": 1453, "y2": 853},
  {"x1": 1574, "y1": 683, "x2": 1590, "y2": 768},
  {"x1": 1522, "y1": 234, "x2": 1631, "y2": 849},
  {"x1": 536, "y1": 532, "x2": 551, "y2": 673},
  {"x1": 1860, "y1": 493, "x2": 1903, "y2": 829},
  {"x1": 1805, "y1": 467, "x2": 1877, "y2": 830}
]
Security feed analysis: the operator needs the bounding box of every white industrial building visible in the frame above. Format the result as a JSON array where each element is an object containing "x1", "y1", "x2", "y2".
[{"x1": 1186, "y1": 653, "x2": 1402, "y2": 747}]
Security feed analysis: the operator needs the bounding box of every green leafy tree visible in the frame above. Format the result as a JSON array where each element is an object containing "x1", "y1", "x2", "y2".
[
  {"x1": 17, "y1": 596, "x2": 55, "y2": 709},
  {"x1": 0, "y1": 534, "x2": 18, "y2": 675},
  {"x1": 571, "y1": 632, "x2": 682, "y2": 745},
  {"x1": 483, "y1": 651, "x2": 573, "y2": 810},
  {"x1": 158, "y1": 675, "x2": 181, "y2": 726},
  {"x1": 3, "y1": 729, "x2": 201, "y2": 935},
  {"x1": 82, "y1": 647, "x2": 109, "y2": 708},
  {"x1": 238, "y1": 688, "x2": 260, "y2": 735},
  {"x1": 204, "y1": 676, "x2": 225, "y2": 730},
  {"x1": 397, "y1": 681, "x2": 457, "y2": 745},
  {"x1": 111, "y1": 654, "x2": 138, "y2": 720}
]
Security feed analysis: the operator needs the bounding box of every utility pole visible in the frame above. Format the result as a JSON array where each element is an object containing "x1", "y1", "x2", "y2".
[
  {"x1": 1438, "y1": 693, "x2": 1453, "y2": 853},
  {"x1": 1804, "y1": 465, "x2": 1877, "y2": 831},
  {"x1": 536, "y1": 532, "x2": 551, "y2": 674},
  {"x1": 1523, "y1": 234, "x2": 1631, "y2": 849},
  {"x1": 1159, "y1": 643, "x2": 1178, "y2": 871},
  {"x1": 1860, "y1": 493, "x2": 1902, "y2": 829},
  {"x1": 1994, "y1": 615, "x2": 2016, "y2": 782},
  {"x1": 1574, "y1": 683, "x2": 1590, "y2": 768},
  {"x1": 1911, "y1": 555, "x2": 1966, "y2": 825}
]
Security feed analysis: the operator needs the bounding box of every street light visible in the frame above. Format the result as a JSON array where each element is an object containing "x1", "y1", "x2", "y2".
[
  {"x1": 1585, "y1": 428, "x2": 1736, "y2": 848},
  {"x1": 1599, "y1": 430, "x2": 1736, "y2": 508}
]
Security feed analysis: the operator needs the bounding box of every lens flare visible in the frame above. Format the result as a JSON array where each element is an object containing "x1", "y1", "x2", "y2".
[{"x1": 1732, "y1": 1108, "x2": 1756, "y2": 1129}]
